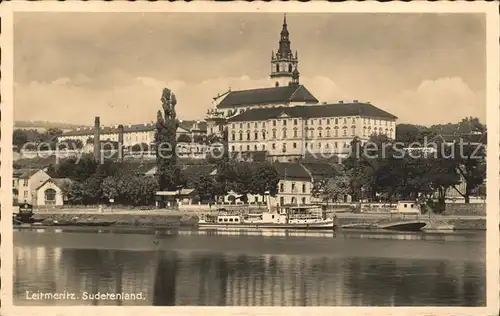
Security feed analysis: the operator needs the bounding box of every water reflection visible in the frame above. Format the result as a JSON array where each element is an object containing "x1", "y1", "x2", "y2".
[{"x1": 13, "y1": 231, "x2": 485, "y2": 306}]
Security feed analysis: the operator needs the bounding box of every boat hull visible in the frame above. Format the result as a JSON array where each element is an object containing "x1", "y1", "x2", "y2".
[
  {"x1": 197, "y1": 221, "x2": 336, "y2": 230},
  {"x1": 380, "y1": 222, "x2": 427, "y2": 232}
]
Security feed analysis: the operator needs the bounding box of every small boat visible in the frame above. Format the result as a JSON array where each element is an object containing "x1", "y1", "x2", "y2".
[
  {"x1": 379, "y1": 221, "x2": 428, "y2": 232},
  {"x1": 13, "y1": 203, "x2": 35, "y2": 224},
  {"x1": 198, "y1": 193, "x2": 336, "y2": 230}
]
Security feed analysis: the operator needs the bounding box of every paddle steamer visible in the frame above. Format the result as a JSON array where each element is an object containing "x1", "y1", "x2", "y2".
[{"x1": 198, "y1": 194, "x2": 336, "y2": 230}]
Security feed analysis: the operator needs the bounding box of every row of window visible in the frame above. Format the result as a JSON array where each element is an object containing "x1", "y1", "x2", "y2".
[
  {"x1": 230, "y1": 126, "x2": 393, "y2": 141},
  {"x1": 230, "y1": 141, "x2": 350, "y2": 152},
  {"x1": 280, "y1": 196, "x2": 307, "y2": 205},
  {"x1": 231, "y1": 126, "x2": 357, "y2": 141},
  {"x1": 362, "y1": 127, "x2": 393, "y2": 137},
  {"x1": 364, "y1": 118, "x2": 393, "y2": 126},
  {"x1": 280, "y1": 182, "x2": 308, "y2": 193},
  {"x1": 231, "y1": 118, "x2": 395, "y2": 131},
  {"x1": 218, "y1": 217, "x2": 240, "y2": 223}
]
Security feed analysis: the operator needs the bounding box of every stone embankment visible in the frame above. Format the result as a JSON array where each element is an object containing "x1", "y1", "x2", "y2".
[
  {"x1": 28, "y1": 209, "x2": 487, "y2": 231},
  {"x1": 31, "y1": 211, "x2": 199, "y2": 228},
  {"x1": 335, "y1": 214, "x2": 486, "y2": 230}
]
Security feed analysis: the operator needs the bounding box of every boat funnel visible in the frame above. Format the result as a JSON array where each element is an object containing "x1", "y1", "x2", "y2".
[{"x1": 264, "y1": 191, "x2": 271, "y2": 212}]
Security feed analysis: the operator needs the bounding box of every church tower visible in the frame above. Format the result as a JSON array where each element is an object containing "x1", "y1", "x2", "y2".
[{"x1": 270, "y1": 14, "x2": 299, "y2": 87}]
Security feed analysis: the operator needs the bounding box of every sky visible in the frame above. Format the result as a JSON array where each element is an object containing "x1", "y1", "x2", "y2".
[{"x1": 14, "y1": 12, "x2": 486, "y2": 126}]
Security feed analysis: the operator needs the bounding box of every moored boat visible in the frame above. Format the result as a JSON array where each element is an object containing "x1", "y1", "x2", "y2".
[{"x1": 198, "y1": 193, "x2": 336, "y2": 230}]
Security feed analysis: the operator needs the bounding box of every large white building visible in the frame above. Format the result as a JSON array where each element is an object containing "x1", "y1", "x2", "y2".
[
  {"x1": 206, "y1": 15, "x2": 397, "y2": 162},
  {"x1": 227, "y1": 103, "x2": 397, "y2": 161}
]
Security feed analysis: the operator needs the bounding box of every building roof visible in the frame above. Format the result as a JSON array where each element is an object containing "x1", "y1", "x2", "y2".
[
  {"x1": 179, "y1": 120, "x2": 207, "y2": 133},
  {"x1": 181, "y1": 164, "x2": 218, "y2": 184},
  {"x1": 18, "y1": 169, "x2": 45, "y2": 179},
  {"x1": 14, "y1": 168, "x2": 36, "y2": 178},
  {"x1": 216, "y1": 85, "x2": 318, "y2": 109},
  {"x1": 300, "y1": 163, "x2": 338, "y2": 180},
  {"x1": 35, "y1": 177, "x2": 73, "y2": 191},
  {"x1": 61, "y1": 120, "x2": 207, "y2": 137},
  {"x1": 227, "y1": 102, "x2": 397, "y2": 122},
  {"x1": 156, "y1": 189, "x2": 196, "y2": 196},
  {"x1": 51, "y1": 178, "x2": 73, "y2": 188},
  {"x1": 272, "y1": 162, "x2": 311, "y2": 181},
  {"x1": 14, "y1": 156, "x2": 58, "y2": 170}
]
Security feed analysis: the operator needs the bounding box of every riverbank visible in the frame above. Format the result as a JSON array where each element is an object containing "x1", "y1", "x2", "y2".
[
  {"x1": 30, "y1": 211, "x2": 198, "y2": 228},
  {"x1": 335, "y1": 216, "x2": 486, "y2": 231},
  {"x1": 26, "y1": 210, "x2": 486, "y2": 231}
]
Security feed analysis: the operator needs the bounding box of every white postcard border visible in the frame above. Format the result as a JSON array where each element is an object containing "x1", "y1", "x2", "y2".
[{"x1": 1, "y1": 1, "x2": 498, "y2": 316}]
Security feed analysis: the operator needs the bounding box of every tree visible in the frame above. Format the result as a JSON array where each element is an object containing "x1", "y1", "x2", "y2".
[
  {"x1": 227, "y1": 163, "x2": 254, "y2": 204},
  {"x1": 64, "y1": 181, "x2": 87, "y2": 204},
  {"x1": 205, "y1": 133, "x2": 221, "y2": 145},
  {"x1": 101, "y1": 174, "x2": 159, "y2": 206},
  {"x1": 430, "y1": 116, "x2": 486, "y2": 135},
  {"x1": 131, "y1": 142, "x2": 149, "y2": 152},
  {"x1": 249, "y1": 164, "x2": 280, "y2": 198},
  {"x1": 13, "y1": 130, "x2": 29, "y2": 150},
  {"x1": 54, "y1": 154, "x2": 98, "y2": 182},
  {"x1": 44, "y1": 128, "x2": 63, "y2": 141},
  {"x1": 177, "y1": 134, "x2": 192, "y2": 143},
  {"x1": 450, "y1": 140, "x2": 486, "y2": 203},
  {"x1": 57, "y1": 139, "x2": 83, "y2": 150},
  {"x1": 193, "y1": 134, "x2": 206, "y2": 144},
  {"x1": 314, "y1": 176, "x2": 350, "y2": 204},
  {"x1": 312, "y1": 165, "x2": 350, "y2": 204},
  {"x1": 155, "y1": 88, "x2": 182, "y2": 192},
  {"x1": 192, "y1": 174, "x2": 218, "y2": 202},
  {"x1": 395, "y1": 124, "x2": 435, "y2": 144},
  {"x1": 343, "y1": 137, "x2": 376, "y2": 201}
]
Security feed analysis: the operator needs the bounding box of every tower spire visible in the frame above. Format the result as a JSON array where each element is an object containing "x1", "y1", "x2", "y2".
[{"x1": 270, "y1": 14, "x2": 298, "y2": 87}]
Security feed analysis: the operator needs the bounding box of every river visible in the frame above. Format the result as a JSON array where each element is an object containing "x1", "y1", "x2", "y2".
[{"x1": 13, "y1": 229, "x2": 485, "y2": 306}]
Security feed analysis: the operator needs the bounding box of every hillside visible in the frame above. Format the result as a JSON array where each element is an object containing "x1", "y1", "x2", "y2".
[{"x1": 14, "y1": 120, "x2": 89, "y2": 130}]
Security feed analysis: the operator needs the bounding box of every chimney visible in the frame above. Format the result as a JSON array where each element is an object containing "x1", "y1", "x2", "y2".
[
  {"x1": 94, "y1": 117, "x2": 101, "y2": 163},
  {"x1": 118, "y1": 124, "x2": 124, "y2": 162}
]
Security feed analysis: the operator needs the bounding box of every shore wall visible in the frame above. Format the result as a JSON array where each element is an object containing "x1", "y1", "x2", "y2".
[
  {"x1": 443, "y1": 203, "x2": 486, "y2": 216},
  {"x1": 32, "y1": 212, "x2": 198, "y2": 228},
  {"x1": 29, "y1": 211, "x2": 486, "y2": 231},
  {"x1": 337, "y1": 217, "x2": 485, "y2": 230}
]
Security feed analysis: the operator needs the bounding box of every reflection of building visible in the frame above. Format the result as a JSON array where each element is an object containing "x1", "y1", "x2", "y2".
[
  {"x1": 206, "y1": 15, "x2": 397, "y2": 162},
  {"x1": 13, "y1": 240, "x2": 486, "y2": 306}
]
